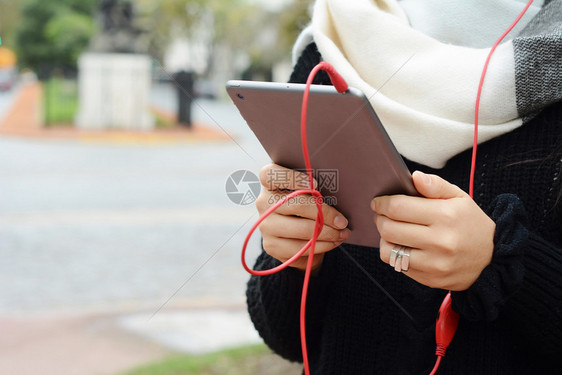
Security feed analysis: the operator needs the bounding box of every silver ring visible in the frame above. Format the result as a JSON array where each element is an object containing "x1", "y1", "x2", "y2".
[
  {"x1": 394, "y1": 250, "x2": 403, "y2": 272},
  {"x1": 389, "y1": 247, "x2": 399, "y2": 267},
  {"x1": 390, "y1": 245, "x2": 411, "y2": 272},
  {"x1": 399, "y1": 247, "x2": 411, "y2": 272}
]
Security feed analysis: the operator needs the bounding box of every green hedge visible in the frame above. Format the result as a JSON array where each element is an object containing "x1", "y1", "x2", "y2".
[{"x1": 43, "y1": 78, "x2": 78, "y2": 125}]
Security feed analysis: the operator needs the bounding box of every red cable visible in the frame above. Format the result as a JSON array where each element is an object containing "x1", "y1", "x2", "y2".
[
  {"x1": 432, "y1": 1, "x2": 534, "y2": 374},
  {"x1": 469, "y1": 0, "x2": 535, "y2": 198},
  {"x1": 429, "y1": 356, "x2": 442, "y2": 375},
  {"x1": 241, "y1": 62, "x2": 347, "y2": 375}
]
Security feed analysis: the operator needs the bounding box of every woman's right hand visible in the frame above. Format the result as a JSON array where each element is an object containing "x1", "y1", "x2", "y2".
[{"x1": 255, "y1": 163, "x2": 350, "y2": 272}]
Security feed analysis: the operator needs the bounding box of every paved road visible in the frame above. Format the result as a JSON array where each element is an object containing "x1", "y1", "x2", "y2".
[{"x1": 0, "y1": 94, "x2": 271, "y2": 315}]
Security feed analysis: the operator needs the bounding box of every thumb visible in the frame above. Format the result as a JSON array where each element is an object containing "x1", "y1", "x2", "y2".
[{"x1": 412, "y1": 171, "x2": 466, "y2": 199}]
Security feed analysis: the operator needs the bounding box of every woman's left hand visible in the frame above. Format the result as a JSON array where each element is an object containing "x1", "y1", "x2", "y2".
[{"x1": 372, "y1": 171, "x2": 496, "y2": 291}]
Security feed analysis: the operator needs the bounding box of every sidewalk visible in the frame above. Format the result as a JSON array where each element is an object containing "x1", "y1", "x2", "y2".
[
  {"x1": 0, "y1": 82, "x2": 231, "y2": 144},
  {"x1": 0, "y1": 312, "x2": 173, "y2": 375},
  {"x1": 0, "y1": 304, "x2": 271, "y2": 375}
]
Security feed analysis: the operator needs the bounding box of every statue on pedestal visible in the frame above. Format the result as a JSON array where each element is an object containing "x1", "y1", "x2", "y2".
[
  {"x1": 76, "y1": 0, "x2": 154, "y2": 130},
  {"x1": 89, "y1": 0, "x2": 148, "y2": 54}
]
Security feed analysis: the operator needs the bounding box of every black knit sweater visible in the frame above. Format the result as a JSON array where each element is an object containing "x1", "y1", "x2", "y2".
[{"x1": 246, "y1": 43, "x2": 562, "y2": 374}]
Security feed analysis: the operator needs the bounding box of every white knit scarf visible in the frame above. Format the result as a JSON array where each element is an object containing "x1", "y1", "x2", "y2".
[{"x1": 294, "y1": 0, "x2": 561, "y2": 168}]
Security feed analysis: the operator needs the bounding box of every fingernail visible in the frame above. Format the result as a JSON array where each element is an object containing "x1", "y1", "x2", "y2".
[
  {"x1": 370, "y1": 198, "x2": 377, "y2": 212},
  {"x1": 334, "y1": 216, "x2": 348, "y2": 229},
  {"x1": 339, "y1": 228, "x2": 350, "y2": 240}
]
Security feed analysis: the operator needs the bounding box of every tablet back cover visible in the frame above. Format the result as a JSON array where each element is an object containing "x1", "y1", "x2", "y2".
[{"x1": 227, "y1": 80, "x2": 417, "y2": 248}]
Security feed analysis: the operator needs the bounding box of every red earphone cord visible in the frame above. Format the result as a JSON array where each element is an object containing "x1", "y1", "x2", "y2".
[
  {"x1": 242, "y1": 2, "x2": 534, "y2": 374},
  {"x1": 428, "y1": 1, "x2": 535, "y2": 372}
]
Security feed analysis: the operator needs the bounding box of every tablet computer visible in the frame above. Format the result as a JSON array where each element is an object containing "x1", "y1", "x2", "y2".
[{"x1": 226, "y1": 80, "x2": 417, "y2": 248}]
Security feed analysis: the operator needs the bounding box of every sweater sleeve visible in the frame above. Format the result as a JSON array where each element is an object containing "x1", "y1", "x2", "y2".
[
  {"x1": 246, "y1": 251, "x2": 332, "y2": 363},
  {"x1": 452, "y1": 193, "x2": 562, "y2": 359}
]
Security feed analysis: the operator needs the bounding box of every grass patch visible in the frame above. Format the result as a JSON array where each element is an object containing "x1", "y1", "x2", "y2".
[
  {"x1": 151, "y1": 108, "x2": 175, "y2": 129},
  {"x1": 120, "y1": 344, "x2": 300, "y2": 375},
  {"x1": 43, "y1": 78, "x2": 78, "y2": 125}
]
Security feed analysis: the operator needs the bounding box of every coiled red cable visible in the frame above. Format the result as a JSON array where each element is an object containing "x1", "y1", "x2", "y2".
[{"x1": 241, "y1": 62, "x2": 347, "y2": 375}]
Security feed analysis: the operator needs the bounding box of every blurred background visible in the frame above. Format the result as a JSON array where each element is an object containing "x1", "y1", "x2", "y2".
[{"x1": 0, "y1": 0, "x2": 313, "y2": 374}]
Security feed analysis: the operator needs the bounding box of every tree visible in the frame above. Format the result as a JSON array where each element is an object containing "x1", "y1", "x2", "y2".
[
  {"x1": 134, "y1": 0, "x2": 310, "y2": 78},
  {"x1": 278, "y1": 0, "x2": 314, "y2": 53},
  {"x1": 0, "y1": 0, "x2": 22, "y2": 49},
  {"x1": 45, "y1": 13, "x2": 97, "y2": 66},
  {"x1": 135, "y1": 0, "x2": 263, "y2": 62},
  {"x1": 15, "y1": 0, "x2": 97, "y2": 72}
]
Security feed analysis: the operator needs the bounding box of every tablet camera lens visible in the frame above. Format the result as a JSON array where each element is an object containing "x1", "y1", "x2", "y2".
[{"x1": 237, "y1": 93, "x2": 244, "y2": 99}]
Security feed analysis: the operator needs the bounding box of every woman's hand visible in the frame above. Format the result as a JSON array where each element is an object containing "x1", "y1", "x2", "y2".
[
  {"x1": 372, "y1": 171, "x2": 496, "y2": 291},
  {"x1": 256, "y1": 163, "x2": 350, "y2": 272}
]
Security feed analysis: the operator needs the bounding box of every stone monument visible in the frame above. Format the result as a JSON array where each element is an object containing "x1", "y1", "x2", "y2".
[{"x1": 76, "y1": 0, "x2": 154, "y2": 130}]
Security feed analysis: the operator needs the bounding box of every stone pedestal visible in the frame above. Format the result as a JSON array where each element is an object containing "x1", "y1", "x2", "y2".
[{"x1": 76, "y1": 53, "x2": 154, "y2": 130}]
